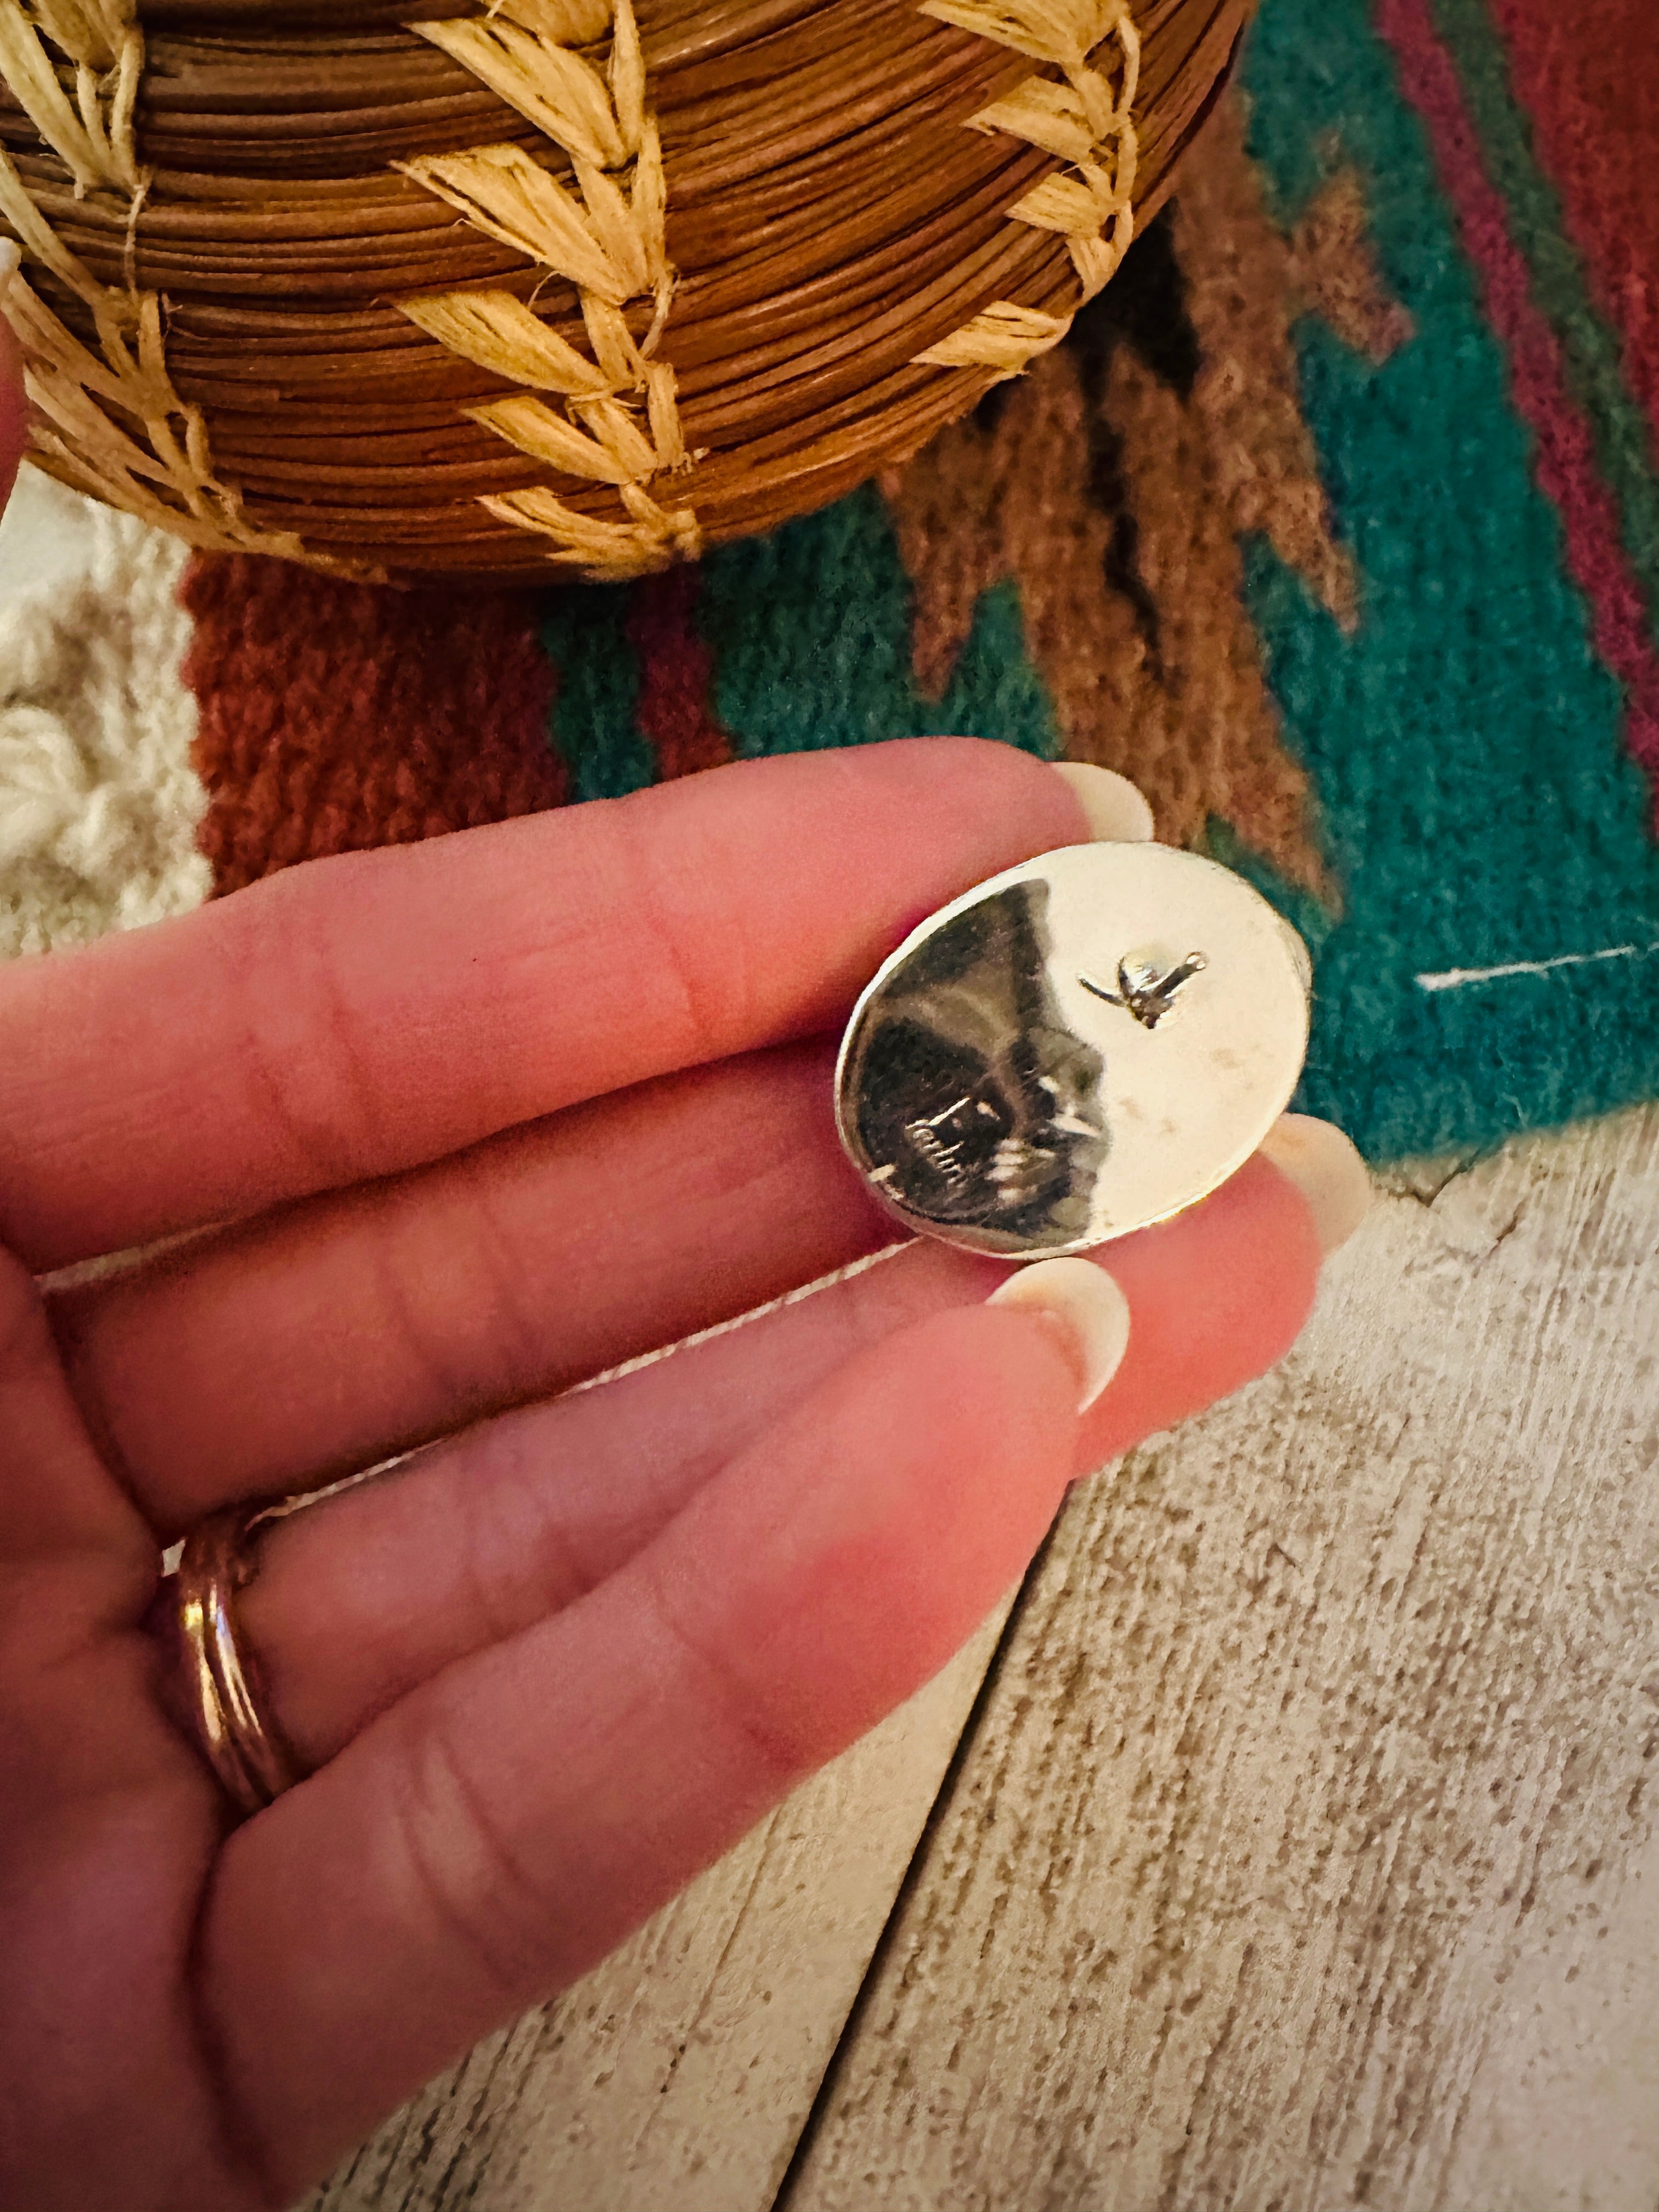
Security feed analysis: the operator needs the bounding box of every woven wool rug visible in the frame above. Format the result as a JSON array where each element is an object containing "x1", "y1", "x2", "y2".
[{"x1": 2, "y1": 0, "x2": 1657, "y2": 1163}]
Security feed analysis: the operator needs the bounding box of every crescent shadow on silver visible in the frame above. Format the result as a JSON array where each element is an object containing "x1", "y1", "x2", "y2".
[{"x1": 833, "y1": 842, "x2": 1312, "y2": 1260}]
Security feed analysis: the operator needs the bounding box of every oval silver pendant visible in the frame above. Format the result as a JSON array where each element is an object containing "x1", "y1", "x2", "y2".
[{"x1": 834, "y1": 843, "x2": 1312, "y2": 1258}]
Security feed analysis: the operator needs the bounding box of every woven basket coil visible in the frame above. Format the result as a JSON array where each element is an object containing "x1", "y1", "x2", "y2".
[{"x1": 0, "y1": 0, "x2": 1251, "y2": 583}]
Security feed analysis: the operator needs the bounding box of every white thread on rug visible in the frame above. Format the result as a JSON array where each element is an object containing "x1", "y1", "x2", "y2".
[
  {"x1": 1414, "y1": 944, "x2": 1659, "y2": 991},
  {"x1": 0, "y1": 471, "x2": 210, "y2": 958}
]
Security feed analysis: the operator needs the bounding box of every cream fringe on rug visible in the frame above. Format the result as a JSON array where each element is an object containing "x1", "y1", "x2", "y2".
[{"x1": 0, "y1": 466, "x2": 208, "y2": 958}]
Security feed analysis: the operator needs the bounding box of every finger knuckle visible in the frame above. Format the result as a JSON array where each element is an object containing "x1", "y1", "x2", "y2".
[
  {"x1": 216, "y1": 877, "x2": 388, "y2": 1194},
  {"x1": 641, "y1": 1557, "x2": 815, "y2": 1790},
  {"x1": 386, "y1": 1713, "x2": 551, "y2": 2012}
]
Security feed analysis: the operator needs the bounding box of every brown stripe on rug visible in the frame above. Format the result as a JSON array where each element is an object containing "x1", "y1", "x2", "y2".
[
  {"x1": 884, "y1": 100, "x2": 1410, "y2": 902},
  {"x1": 629, "y1": 568, "x2": 734, "y2": 782}
]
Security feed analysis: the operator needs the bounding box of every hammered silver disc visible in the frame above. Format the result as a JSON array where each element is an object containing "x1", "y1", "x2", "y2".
[{"x1": 834, "y1": 842, "x2": 1311, "y2": 1258}]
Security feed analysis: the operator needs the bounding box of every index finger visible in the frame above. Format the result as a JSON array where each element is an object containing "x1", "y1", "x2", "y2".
[{"x1": 0, "y1": 740, "x2": 1085, "y2": 1269}]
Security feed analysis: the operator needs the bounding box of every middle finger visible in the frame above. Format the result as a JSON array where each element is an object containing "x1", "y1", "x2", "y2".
[{"x1": 47, "y1": 1040, "x2": 888, "y2": 1531}]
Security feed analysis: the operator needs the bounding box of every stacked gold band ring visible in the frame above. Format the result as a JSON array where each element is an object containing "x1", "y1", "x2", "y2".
[{"x1": 173, "y1": 1508, "x2": 300, "y2": 1817}]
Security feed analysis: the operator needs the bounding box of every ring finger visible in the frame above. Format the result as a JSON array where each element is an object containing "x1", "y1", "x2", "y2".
[{"x1": 232, "y1": 1143, "x2": 1341, "y2": 1776}]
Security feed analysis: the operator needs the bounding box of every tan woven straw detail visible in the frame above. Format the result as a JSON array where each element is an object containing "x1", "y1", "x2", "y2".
[
  {"x1": 913, "y1": 0, "x2": 1140, "y2": 381},
  {"x1": 0, "y1": 2, "x2": 307, "y2": 558},
  {"x1": 397, "y1": 0, "x2": 701, "y2": 582},
  {"x1": 0, "y1": 0, "x2": 1241, "y2": 579},
  {"x1": 916, "y1": 299, "x2": 1074, "y2": 377},
  {"x1": 0, "y1": 0, "x2": 139, "y2": 193}
]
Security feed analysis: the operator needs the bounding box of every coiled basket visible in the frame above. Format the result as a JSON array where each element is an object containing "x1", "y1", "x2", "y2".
[{"x1": 0, "y1": 0, "x2": 1250, "y2": 582}]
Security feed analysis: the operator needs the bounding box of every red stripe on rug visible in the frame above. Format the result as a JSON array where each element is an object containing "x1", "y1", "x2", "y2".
[
  {"x1": 628, "y1": 566, "x2": 733, "y2": 781},
  {"x1": 1376, "y1": 0, "x2": 1659, "y2": 807},
  {"x1": 1487, "y1": 0, "x2": 1659, "y2": 444},
  {"x1": 182, "y1": 557, "x2": 568, "y2": 894}
]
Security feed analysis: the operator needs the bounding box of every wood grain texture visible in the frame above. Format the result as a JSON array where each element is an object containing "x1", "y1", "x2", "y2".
[
  {"x1": 297, "y1": 1106, "x2": 1659, "y2": 2211},
  {"x1": 785, "y1": 1106, "x2": 1659, "y2": 2212},
  {"x1": 307, "y1": 1608, "x2": 1014, "y2": 2212}
]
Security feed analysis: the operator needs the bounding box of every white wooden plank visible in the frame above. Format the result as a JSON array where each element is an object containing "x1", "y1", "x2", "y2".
[
  {"x1": 785, "y1": 1106, "x2": 1659, "y2": 2212},
  {"x1": 307, "y1": 1607, "x2": 1011, "y2": 2212}
]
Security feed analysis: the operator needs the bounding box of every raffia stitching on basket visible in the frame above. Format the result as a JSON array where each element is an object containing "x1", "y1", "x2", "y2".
[
  {"x1": 398, "y1": 0, "x2": 701, "y2": 580},
  {"x1": 0, "y1": 1, "x2": 308, "y2": 557},
  {"x1": 0, "y1": 0, "x2": 140, "y2": 193},
  {"x1": 913, "y1": 0, "x2": 1139, "y2": 381}
]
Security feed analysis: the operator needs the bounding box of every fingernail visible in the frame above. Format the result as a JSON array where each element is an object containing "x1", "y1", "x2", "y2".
[
  {"x1": 1259, "y1": 1113, "x2": 1372, "y2": 1257},
  {"x1": 0, "y1": 239, "x2": 19, "y2": 311},
  {"x1": 1052, "y1": 760, "x2": 1156, "y2": 844},
  {"x1": 989, "y1": 1256, "x2": 1131, "y2": 1413}
]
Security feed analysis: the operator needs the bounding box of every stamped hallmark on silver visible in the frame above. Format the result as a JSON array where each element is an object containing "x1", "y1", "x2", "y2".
[
  {"x1": 834, "y1": 843, "x2": 1311, "y2": 1260},
  {"x1": 1077, "y1": 949, "x2": 1209, "y2": 1029}
]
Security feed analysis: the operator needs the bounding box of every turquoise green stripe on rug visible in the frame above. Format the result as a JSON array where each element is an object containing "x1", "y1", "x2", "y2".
[
  {"x1": 540, "y1": 584, "x2": 657, "y2": 802},
  {"x1": 1239, "y1": 0, "x2": 1659, "y2": 1158},
  {"x1": 698, "y1": 487, "x2": 1059, "y2": 763}
]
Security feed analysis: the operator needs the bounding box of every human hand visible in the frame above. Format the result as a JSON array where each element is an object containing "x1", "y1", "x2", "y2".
[{"x1": 0, "y1": 328, "x2": 1367, "y2": 2212}]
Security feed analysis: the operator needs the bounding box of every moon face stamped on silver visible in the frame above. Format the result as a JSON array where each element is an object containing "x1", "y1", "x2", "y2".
[{"x1": 834, "y1": 843, "x2": 1312, "y2": 1259}]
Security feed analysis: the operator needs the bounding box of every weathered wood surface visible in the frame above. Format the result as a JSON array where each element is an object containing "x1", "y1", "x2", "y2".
[
  {"x1": 309, "y1": 1609, "x2": 1014, "y2": 2212},
  {"x1": 308, "y1": 1106, "x2": 1659, "y2": 2212},
  {"x1": 786, "y1": 1105, "x2": 1659, "y2": 2212}
]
